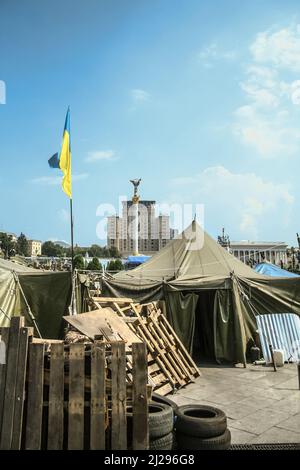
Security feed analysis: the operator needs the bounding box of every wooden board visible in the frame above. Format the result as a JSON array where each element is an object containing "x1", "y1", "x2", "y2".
[
  {"x1": 25, "y1": 342, "x2": 45, "y2": 450},
  {"x1": 68, "y1": 343, "x2": 85, "y2": 450},
  {"x1": 11, "y1": 326, "x2": 32, "y2": 449},
  {"x1": 47, "y1": 342, "x2": 64, "y2": 450},
  {"x1": 63, "y1": 308, "x2": 141, "y2": 344},
  {"x1": 0, "y1": 317, "x2": 24, "y2": 449},
  {"x1": 158, "y1": 314, "x2": 200, "y2": 375},
  {"x1": 90, "y1": 342, "x2": 106, "y2": 450},
  {"x1": 0, "y1": 327, "x2": 9, "y2": 435},
  {"x1": 92, "y1": 297, "x2": 133, "y2": 304},
  {"x1": 111, "y1": 342, "x2": 127, "y2": 450},
  {"x1": 132, "y1": 343, "x2": 148, "y2": 450}
]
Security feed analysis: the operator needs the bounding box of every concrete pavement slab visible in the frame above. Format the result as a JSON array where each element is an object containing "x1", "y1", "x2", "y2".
[
  {"x1": 275, "y1": 413, "x2": 300, "y2": 434},
  {"x1": 249, "y1": 426, "x2": 300, "y2": 444},
  {"x1": 228, "y1": 408, "x2": 290, "y2": 435}
]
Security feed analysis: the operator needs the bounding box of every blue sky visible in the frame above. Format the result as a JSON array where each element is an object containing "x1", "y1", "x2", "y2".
[{"x1": 1, "y1": 0, "x2": 300, "y2": 246}]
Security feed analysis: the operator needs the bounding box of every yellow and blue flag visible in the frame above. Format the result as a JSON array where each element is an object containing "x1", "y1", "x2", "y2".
[{"x1": 48, "y1": 108, "x2": 72, "y2": 198}]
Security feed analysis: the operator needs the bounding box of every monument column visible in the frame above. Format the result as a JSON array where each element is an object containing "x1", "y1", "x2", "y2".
[{"x1": 130, "y1": 179, "x2": 141, "y2": 256}]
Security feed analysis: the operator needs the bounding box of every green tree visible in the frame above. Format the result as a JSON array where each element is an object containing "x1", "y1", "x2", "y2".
[
  {"x1": 0, "y1": 233, "x2": 16, "y2": 259},
  {"x1": 16, "y1": 232, "x2": 28, "y2": 256},
  {"x1": 89, "y1": 244, "x2": 104, "y2": 257},
  {"x1": 65, "y1": 246, "x2": 86, "y2": 257},
  {"x1": 106, "y1": 259, "x2": 124, "y2": 272},
  {"x1": 109, "y1": 246, "x2": 121, "y2": 258},
  {"x1": 42, "y1": 241, "x2": 64, "y2": 257},
  {"x1": 73, "y1": 254, "x2": 85, "y2": 270},
  {"x1": 87, "y1": 257, "x2": 102, "y2": 271},
  {"x1": 102, "y1": 246, "x2": 110, "y2": 257},
  {"x1": 113, "y1": 258, "x2": 124, "y2": 271}
]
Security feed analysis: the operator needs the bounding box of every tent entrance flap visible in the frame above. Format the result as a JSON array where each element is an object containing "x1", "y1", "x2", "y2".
[
  {"x1": 165, "y1": 291, "x2": 198, "y2": 355},
  {"x1": 166, "y1": 288, "x2": 238, "y2": 363},
  {"x1": 193, "y1": 289, "x2": 239, "y2": 363},
  {"x1": 193, "y1": 291, "x2": 216, "y2": 361}
]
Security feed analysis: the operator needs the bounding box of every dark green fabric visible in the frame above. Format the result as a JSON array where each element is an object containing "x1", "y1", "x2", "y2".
[
  {"x1": 213, "y1": 289, "x2": 236, "y2": 362},
  {"x1": 18, "y1": 272, "x2": 71, "y2": 338},
  {"x1": 165, "y1": 291, "x2": 198, "y2": 355},
  {"x1": 193, "y1": 291, "x2": 216, "y2": 359},
  {"x1": 102, "y1": 277, "x2": 164, "y2": 303}
]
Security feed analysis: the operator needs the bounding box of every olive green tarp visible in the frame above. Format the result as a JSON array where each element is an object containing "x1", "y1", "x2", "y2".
[
  {"x1": 101, "y1": 222, "x2": 300, "y2": 364},
  {"x1": 0, "y1": 258, "x2": 71, "y2": 338}
]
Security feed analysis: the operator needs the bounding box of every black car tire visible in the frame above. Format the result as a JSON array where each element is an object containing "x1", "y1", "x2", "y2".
[
  {"x1": 177, "y1": 428, "x2": 231, "y2": 450},
  {"x1": 150, "y1": 432, "x2": 176, "y2": 451},
  {"x1": 149, "y1": 402, "x2": 174, "y2": 438},
  {"x1": 127, "y1": 402, "x2": 174, "y2": 439},
  {"x1": 151, "y1": 392, "x2": 179, "y2": 413},
  {"x1": 175, "y1": 404, "x2": 227, "y2": 438}
]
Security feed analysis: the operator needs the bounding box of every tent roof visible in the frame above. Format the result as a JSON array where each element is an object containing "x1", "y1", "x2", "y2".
[
  {"x1": 0, "y1": 258, "x2": 37, "y2": 273},
  {"x1": 115, "y1": 221, "x2": 262, "y2": 282},
  {"x1": 254, "y1": 262, "x2": 299, "y2": 278}
]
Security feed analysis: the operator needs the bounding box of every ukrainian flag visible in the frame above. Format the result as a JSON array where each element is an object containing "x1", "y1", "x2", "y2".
[{"x1": 48, "y1": 108, "x2": 72, "y2": 198}]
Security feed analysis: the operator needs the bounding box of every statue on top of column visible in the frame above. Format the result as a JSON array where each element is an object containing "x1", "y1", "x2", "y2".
[{"x1": 130, "y1": 178, "x2": 141, "y2": 197}]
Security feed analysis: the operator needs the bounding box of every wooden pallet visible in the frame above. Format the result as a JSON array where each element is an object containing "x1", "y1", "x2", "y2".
[
  {"x1": 0, "y1": 317, "x2": 149, "y2": 450},
  {"x1": 90, "y1": 297, "x2": 200, "y2": 395}
]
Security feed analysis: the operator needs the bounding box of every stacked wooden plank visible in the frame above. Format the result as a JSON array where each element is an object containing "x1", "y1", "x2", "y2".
[
  {"x1": 89, "y1": 297, "x2": 200, "y2": 395},
  {"x1": 0, "y1": 317, "x2": 149, "y2": 450}
]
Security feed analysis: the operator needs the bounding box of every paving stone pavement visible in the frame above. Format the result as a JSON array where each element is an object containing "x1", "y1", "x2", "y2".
[{"x1": 170, "y1": 363, "x2": 300, "y2": 444}]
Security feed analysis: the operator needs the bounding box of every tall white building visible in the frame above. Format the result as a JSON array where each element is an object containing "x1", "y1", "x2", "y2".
[{"x1": 107, "y1": 200, "x2": 178, "y2": 256}]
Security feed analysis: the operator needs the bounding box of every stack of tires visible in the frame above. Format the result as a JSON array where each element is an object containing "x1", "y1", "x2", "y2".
[
  {"x1": 175, "y1": 405, "x2": 231, "y2": 450},
  {"x1": 148, "y1": 403, "x2": 176, "y2": 450},
  {"x1": 126, "y1": 400, "x2": 176, "y2": 450}
]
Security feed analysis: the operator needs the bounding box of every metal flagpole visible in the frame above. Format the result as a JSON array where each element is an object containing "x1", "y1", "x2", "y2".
[
  {"x1": 69, "y1": 197, "x2": 76, "y2": 314},
  {"x1": 70, "y1": 197, "x2": 74, "y2": 276}
]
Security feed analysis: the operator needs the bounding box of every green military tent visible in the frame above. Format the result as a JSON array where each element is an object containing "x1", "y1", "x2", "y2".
[
  {"x1": 102, "y1": 221, "x2": 300, "y2": 365},
  {"x1": 0, "y1": 258, "x2": 71, "y2": 338}
]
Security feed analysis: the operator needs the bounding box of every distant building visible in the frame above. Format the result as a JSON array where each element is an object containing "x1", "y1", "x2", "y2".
[
  {"x1": 216, "y1": 228, "x2": 288, "y2": 266},
  {"x1": 27, "y1": 239, "x2": 42, "y2": 257},
  {"x1": 107, "y1": 200, "x2": 178, "y2": 256},
  {"x1": 229, "y1": 241, "x2": 288, "y2": 265}
]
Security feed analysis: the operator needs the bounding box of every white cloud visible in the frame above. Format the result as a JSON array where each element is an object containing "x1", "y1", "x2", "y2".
[
  {"x1": 72, "y1": 174, "x2": 89, "y2": 182},
  {"x1": 233, "y1": 110, "x2": 300, "y2": 157},
  {"x1": 131, "y1": 89, "x2": 150, "y2": 102},
  {"x1": 86, "y1": 150, "x2": 115, "y2": 163},
  {"x1": 250, "y1": 25, "x2": 300, "y2": 71},
  {"x1": 31, "y1": 173, "x2": 88, "y2": 185},
  {"x1": 233, "y1": 25, "x2": 300, "y2": 157},
  {"x1": 172, "y1": 166, "x2": 293, "y2": 239},
  {"x1": 31, "y1": 175, "x2": 62, "y2": 186},
  {"x1": 197, "y1": 42, "x2": 237, "y2": 67},
  {"x1": 240, "y1": 82, "x2": 279, "y2": 108},
  {"x1": 198, "y1": 43, "x2": 218, "y2": 60},
  {"x1": 281, "y1": 79, "x2": 300, "y2": 105},
  {"x1": 0, "y1": 80, "x2": 6, "y2": 104}
]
